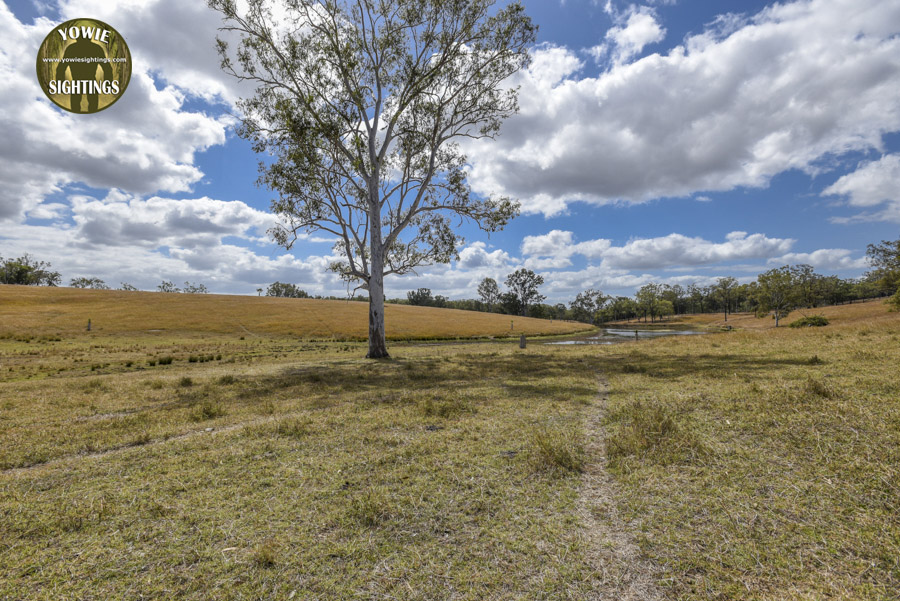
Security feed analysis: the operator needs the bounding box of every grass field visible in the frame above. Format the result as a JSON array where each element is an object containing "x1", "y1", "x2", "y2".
[
  {"x1": 0, "y1": 285, "x2": 591, "y2": 340},
  {"x1": 1, "y1": 292, "x2": 898, "y2": 599}
]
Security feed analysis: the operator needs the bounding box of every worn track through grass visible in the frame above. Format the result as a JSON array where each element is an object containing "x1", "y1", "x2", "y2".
[{"x1": 578, "y1": 375, "x2": 666, "y2": 600}]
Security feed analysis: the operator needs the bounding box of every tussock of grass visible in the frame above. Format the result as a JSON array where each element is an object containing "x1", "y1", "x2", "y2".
[
  {"x1": 530, "y1": 425, "x2": 586, "y2": 473},
  {"x1": 420, "y1": 395, "x2": 472, "y2": 418},
  {"x1": 271, "y1": 416, "x2": 310, "y2": 438},
  {"x1": 802, "y1": 375, "x2": 836, "y2": 399},
  {"x1": 191, "y1": 399, "x2": 225, "y2": 421},
  {"x1": 251, "y1": 538, "x2": 280, "y2": 568},
  {"x1": 606, "y1": 402, "x2": 709, "y2": 469},
  {"x1": 347, "y1": 488, "x2": 392, "y2": 527}
]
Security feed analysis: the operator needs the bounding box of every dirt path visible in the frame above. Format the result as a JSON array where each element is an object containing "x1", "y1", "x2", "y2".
[{"x1": 578, "y1": 375, "x2": 667, "y2": 600}]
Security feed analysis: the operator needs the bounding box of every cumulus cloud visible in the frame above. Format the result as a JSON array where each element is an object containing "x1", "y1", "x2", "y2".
[
  {"x1": 457, "y1": 241, "x2": 513, "y2": 271},
  {"x1": 591, "y1": 5, "x2": 666, "y2": 66},
  {"x1": 520, "y1": 229, "x2": 611, "y2": 268},
  {"x1": 0, "y1": 196, "x2": 349, "y2": 295},
  {"x1": 55, "y1": 0, "x2": 251, "y2": 103},
  {"x1": 466, "y1": 0, "x2": 900, "y2": 217},
  {"x1": 600, "y1": 231, "x2": 795, "y2": 269},
  {"x1": 823, "y1": 154, "x2": 900, "y2": 223},
  {"x1": 67, "y1": 192, "x2": 274, "y2": 250},
  {"x1": 769, "y1": 249, "x2": 868, "y2": 270},
  {"x1": 0, "y1": 3, "x2": 231, "y2": 221}
]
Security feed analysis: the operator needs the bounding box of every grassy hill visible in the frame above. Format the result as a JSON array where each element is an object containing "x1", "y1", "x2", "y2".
[
  {"x1": 616, "y1": 298, "x2": 893, "y2": 331},
  {"x1": 0, "y1": 285, "x2": 591, "y2": 340}
]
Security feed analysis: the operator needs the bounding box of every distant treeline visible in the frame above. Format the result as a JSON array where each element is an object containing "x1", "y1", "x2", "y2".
[
  {"x1": 390, "y1": 236, "x2": 900, "y2": 325},
  {"x1": 4, "y1": 236, "x2": 898, "y2": 325}
]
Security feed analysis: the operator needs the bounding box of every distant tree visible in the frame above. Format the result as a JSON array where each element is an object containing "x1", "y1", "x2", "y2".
[
  {"x1": 504, "y1": 269, "x2": 545, "y2": 317},
  {"x1": 256, "y1": 288, "x2": 263, "y2": 296},
  {"x1": 157, "y1": 280, "x2": 180, "y2": 293},
  {"x1": 570, "y1": 288, "x2": 606, "y2": 324},
  {"x1": 865, "y1": 236, "x2": 900, "y2": 296},
  {"x1": 755, "y1": 266, "x2": 798, "y2": 327},
  {"x1": 715, "y1": 276, "x2": 738, "y2": 321},
  {"x1": 657, "y1": 299, "x2": 674, "y2": 320},
  {"x1": 183, "y1": 282, "x2": 209, "y2": 294},
  {"x1": 498, "y1": 291, "x2": 522, "y2": 316},
  {"x1": 635, "y1": 283, "x2": 662, "y2": 322},
  {"x1": 888, "y1": 289, "x2": 900, "y2": 312},
  {"x1": 0, "y1": 254, "x2": 61, "y2": 286},
  {"x1": 529, "y1": 303, "x2": 549, "y2": 319},
  {"x1": 866, "y1": 237, "x2": 900, "y2": 271},
  {"x1": 818, "y1": 276, "x2": 852, "y2": 306},
  {"x1": 789, "y1": 264, "x2": 823, "y2": 308},
  {"x1": 119, "y1": 282, "x2": 138, "y2": 291},
  {"x1": 551, "y1": 303, "x2": 569, "y2": 320},
  {"x1": 407, "y1": 288, "x2": 435, "y2": 306},
  {"x1": 660, "y1": 284, "x2": 687, "y2": 315},
  {"x1": 210, "y1": 0, "x2": 534, "y2": 359},
  {"x1": 477, "y1": 278, "x2": 500, "y2": 312},
  {"x1": 70, "y1": 277, "x2": 109, "y2": 290},
  {"x1": 266, "y1": 282, "x2": 309, "y2": 298}
]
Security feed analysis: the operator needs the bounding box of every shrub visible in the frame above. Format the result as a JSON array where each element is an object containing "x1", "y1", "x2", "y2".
[
  {"x1": 789, "y1": 315, "x2": 829, "y2": 328},
  {"x1": 158, "y1": 356, "x2": 173, "y2": 365}
]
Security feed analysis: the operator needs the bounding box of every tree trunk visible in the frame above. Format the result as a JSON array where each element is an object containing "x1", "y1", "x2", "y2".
[
  {"x1": 367, "y1": 270, "x2": 389, "y2": 358},
  {"x1": 367, "y1": 199, "x2": 389, "y2": 359}
]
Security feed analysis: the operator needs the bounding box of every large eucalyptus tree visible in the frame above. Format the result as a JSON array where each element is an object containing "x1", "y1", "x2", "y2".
[{"x1": 209, "y1": 0, "x2": 535, "y2": 357}]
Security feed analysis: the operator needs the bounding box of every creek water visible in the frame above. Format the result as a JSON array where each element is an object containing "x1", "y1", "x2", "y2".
[{"x1": 546, "y1": 326, "x2": 708, "y2": 345}]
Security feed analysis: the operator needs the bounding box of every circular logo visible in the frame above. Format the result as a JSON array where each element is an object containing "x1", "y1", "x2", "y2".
[{"x1": 35, "y1": 18, "x2": 132, "y2": 114}]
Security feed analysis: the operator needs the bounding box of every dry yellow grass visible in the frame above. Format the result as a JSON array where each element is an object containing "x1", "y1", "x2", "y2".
[
  {"x1": 628, "y1": 299, "x2": 893, "y2": 331},
  {"x1": 0, "y1": 285, "x2": 591, "y2": 340}
]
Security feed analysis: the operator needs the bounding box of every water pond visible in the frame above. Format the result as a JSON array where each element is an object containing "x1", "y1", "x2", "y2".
[{"x1": 546, "y1": 326, "x2": 708, "y2": 345}]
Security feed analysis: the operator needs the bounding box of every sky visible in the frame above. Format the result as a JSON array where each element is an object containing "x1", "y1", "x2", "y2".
[{"x1": 1, "y1": 0, "x2": 899, "y2": 303}]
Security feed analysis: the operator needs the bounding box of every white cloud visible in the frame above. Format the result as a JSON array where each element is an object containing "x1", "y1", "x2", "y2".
[
  {"x1": 770, "y1": 249, "x2": 868, "y2": 270},
  {"x1": 0, "y1": 191, "x2": 353, "y2": 295},
  {"x1": 457, "y1": 241, "x2": 513, "y2": 271},
  {"x1": 600, "y1": 231, "x2": 795, "y2": 269},
  {"x1": 823, "y1": 154, "x2": 900, "y2": 223},
  {"x1": 604, "y1": 5, "x2": 666, "y2": 65},
  {"x1": 68, "y1": 192, "x2": 274, "y2": 249},
  {"x1": 55, "y1": 0, "x2": 250, "y2": 103},
  {"x1": 520, "y1": 229, "x2": 612, "y2": 269},
  {"x1": 0, "y1": 3, "x2": 232, "y2": 221},
  {"x1": 466, "y1": 0, "x2": 900, "y2": 217}
]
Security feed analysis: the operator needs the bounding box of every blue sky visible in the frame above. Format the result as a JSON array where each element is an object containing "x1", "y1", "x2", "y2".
[{"x1": 1, "y1": 0, "x2": 899, "y2": 302}]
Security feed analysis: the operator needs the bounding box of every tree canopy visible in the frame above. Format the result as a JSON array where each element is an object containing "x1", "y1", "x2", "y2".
[
  {"x1": 0, "y1": 254, "x2": 61, "y2": 286},
  {"x1": 266, "y1": 282, "x2": 309, "y2": 298}
]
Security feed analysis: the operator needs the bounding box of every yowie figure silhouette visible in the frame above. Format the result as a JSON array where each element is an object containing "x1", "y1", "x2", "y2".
[{"x1": 55, "y1": 37, "x2": 112, "y2": 113}]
